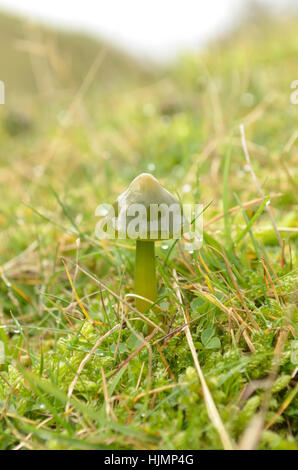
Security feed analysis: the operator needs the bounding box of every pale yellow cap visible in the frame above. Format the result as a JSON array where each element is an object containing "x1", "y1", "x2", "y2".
[{"x1": 113, "y1": 173, "x2": 187, "y2": 240}]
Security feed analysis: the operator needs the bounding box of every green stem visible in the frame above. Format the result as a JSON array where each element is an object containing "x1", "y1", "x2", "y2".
[{"x1": 135, "y1": 240, "x2": 157, "y2": 313}]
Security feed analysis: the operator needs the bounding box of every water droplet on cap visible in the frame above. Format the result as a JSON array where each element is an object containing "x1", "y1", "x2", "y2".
[
  {"x1": 182, "y1": 184, "x2": 192, "y2": 193},
  {"x1": 147, "y1": 163, "x2": 155, "y2": 171}
]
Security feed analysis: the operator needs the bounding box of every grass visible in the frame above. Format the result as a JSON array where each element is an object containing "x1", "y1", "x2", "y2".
[{"x1": 0, "y1": 10, "x2": 297, "y2": 450}]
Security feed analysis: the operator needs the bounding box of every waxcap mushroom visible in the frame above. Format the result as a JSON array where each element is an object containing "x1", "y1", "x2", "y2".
[
  {"x1": 108, "y1": 173, "x2": 189, "y2": 316},
  {"x1": 114, "y1": 173, "x2": 187, "y2": 240}
]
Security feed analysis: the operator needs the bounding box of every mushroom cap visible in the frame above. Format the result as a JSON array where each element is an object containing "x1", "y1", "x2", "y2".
[{"x1": 113, "y1": 173, "x2": 187, "y2": 240}]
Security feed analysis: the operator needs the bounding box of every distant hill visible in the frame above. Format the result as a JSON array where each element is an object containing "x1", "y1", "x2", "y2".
[{"x1": 0, "y1": 11, "x2": 150, "y2": 98}]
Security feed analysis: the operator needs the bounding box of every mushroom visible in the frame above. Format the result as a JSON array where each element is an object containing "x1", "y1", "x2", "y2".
[{"x1": 113, "y1": 173, "x2": 185, "y2": 314}]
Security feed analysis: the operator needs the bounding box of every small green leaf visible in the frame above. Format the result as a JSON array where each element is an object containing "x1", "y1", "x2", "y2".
[
  {"x1": 201, "y1": 327, "x2": 214, "y2": 346},
  {"x1": 205, "y1": 337, "x2": 221, "y2": 349}
]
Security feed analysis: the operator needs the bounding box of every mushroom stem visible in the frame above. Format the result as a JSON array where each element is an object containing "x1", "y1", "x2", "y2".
[{"x1": 135, "y1": 240, "x2": 157, "y2": 313}]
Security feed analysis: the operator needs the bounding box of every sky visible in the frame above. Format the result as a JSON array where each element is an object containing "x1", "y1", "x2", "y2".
[{"x1": 0, "y1": 0, "x2": 296, "y2": 60}]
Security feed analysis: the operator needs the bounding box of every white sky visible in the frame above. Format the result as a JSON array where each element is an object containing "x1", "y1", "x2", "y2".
[{"x1": 0, "y1": 0, "x2": 295, "y2": 60}]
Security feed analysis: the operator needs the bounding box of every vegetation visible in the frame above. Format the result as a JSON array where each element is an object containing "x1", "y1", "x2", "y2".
[{"x1": 0, "y1": 10, "x2": 297, "y2": 450}]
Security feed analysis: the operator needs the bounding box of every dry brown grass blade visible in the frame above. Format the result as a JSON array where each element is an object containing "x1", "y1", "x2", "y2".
[
  {"x1": 107, "y1": 328, "x2": 158, "y2": 382},
  {"x1": 238, "y1": 303, "x2": 295, "y2": 449},
  {"x1": 65, "y1": 323, "x2": 120, "y2": 413},
  {"x1": 208, "y1": 244, "x2": 260, "y2": 332},
  {"x1": 238, "y1": 414, "x2": 265, "y2": 450},
  {"x1": 133, "y1": 382, "x2": 189, "y2": 404},
  {"x1": 240, "y1": 124, "x2": 282, "y2": 248},
  {"x1": 72, "y1": 262, "x2": 166, "y2": 334},
  {"x1": 13, "y1": 416, "x2": 53, "y2": 451},
  {"x1": 261, "y1": 258, "x2": 281, "y2": 304},
  {"x1": 204, "y1": 193, "x2": 282, "y2": 228},
  {"x1": 156, "y1": 343, "x2": 176, "y2": 381},
  {"x1": 135, "y1": 361, "x2": 145, "y2": 391},
  {"x1": 265, "y1": 383, "x2": 298, "y2": 431},
  {"x1": 101, "y1": 366, "x2": 117, "y2": 422},
  {"x1": 173, "y1": 270, "x2": 234, "y2": 450},
  {"x1": 62, "y1": 259, "x2": 91, "y2": 320}
]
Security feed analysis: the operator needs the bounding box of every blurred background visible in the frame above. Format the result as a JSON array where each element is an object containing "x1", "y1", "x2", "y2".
[
  {"x1": 0, "y1": 0, "x2": 297, "y2": 60},
  {"x1": 0, "y1": 0, "x2": 297, "y2": 262}
]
